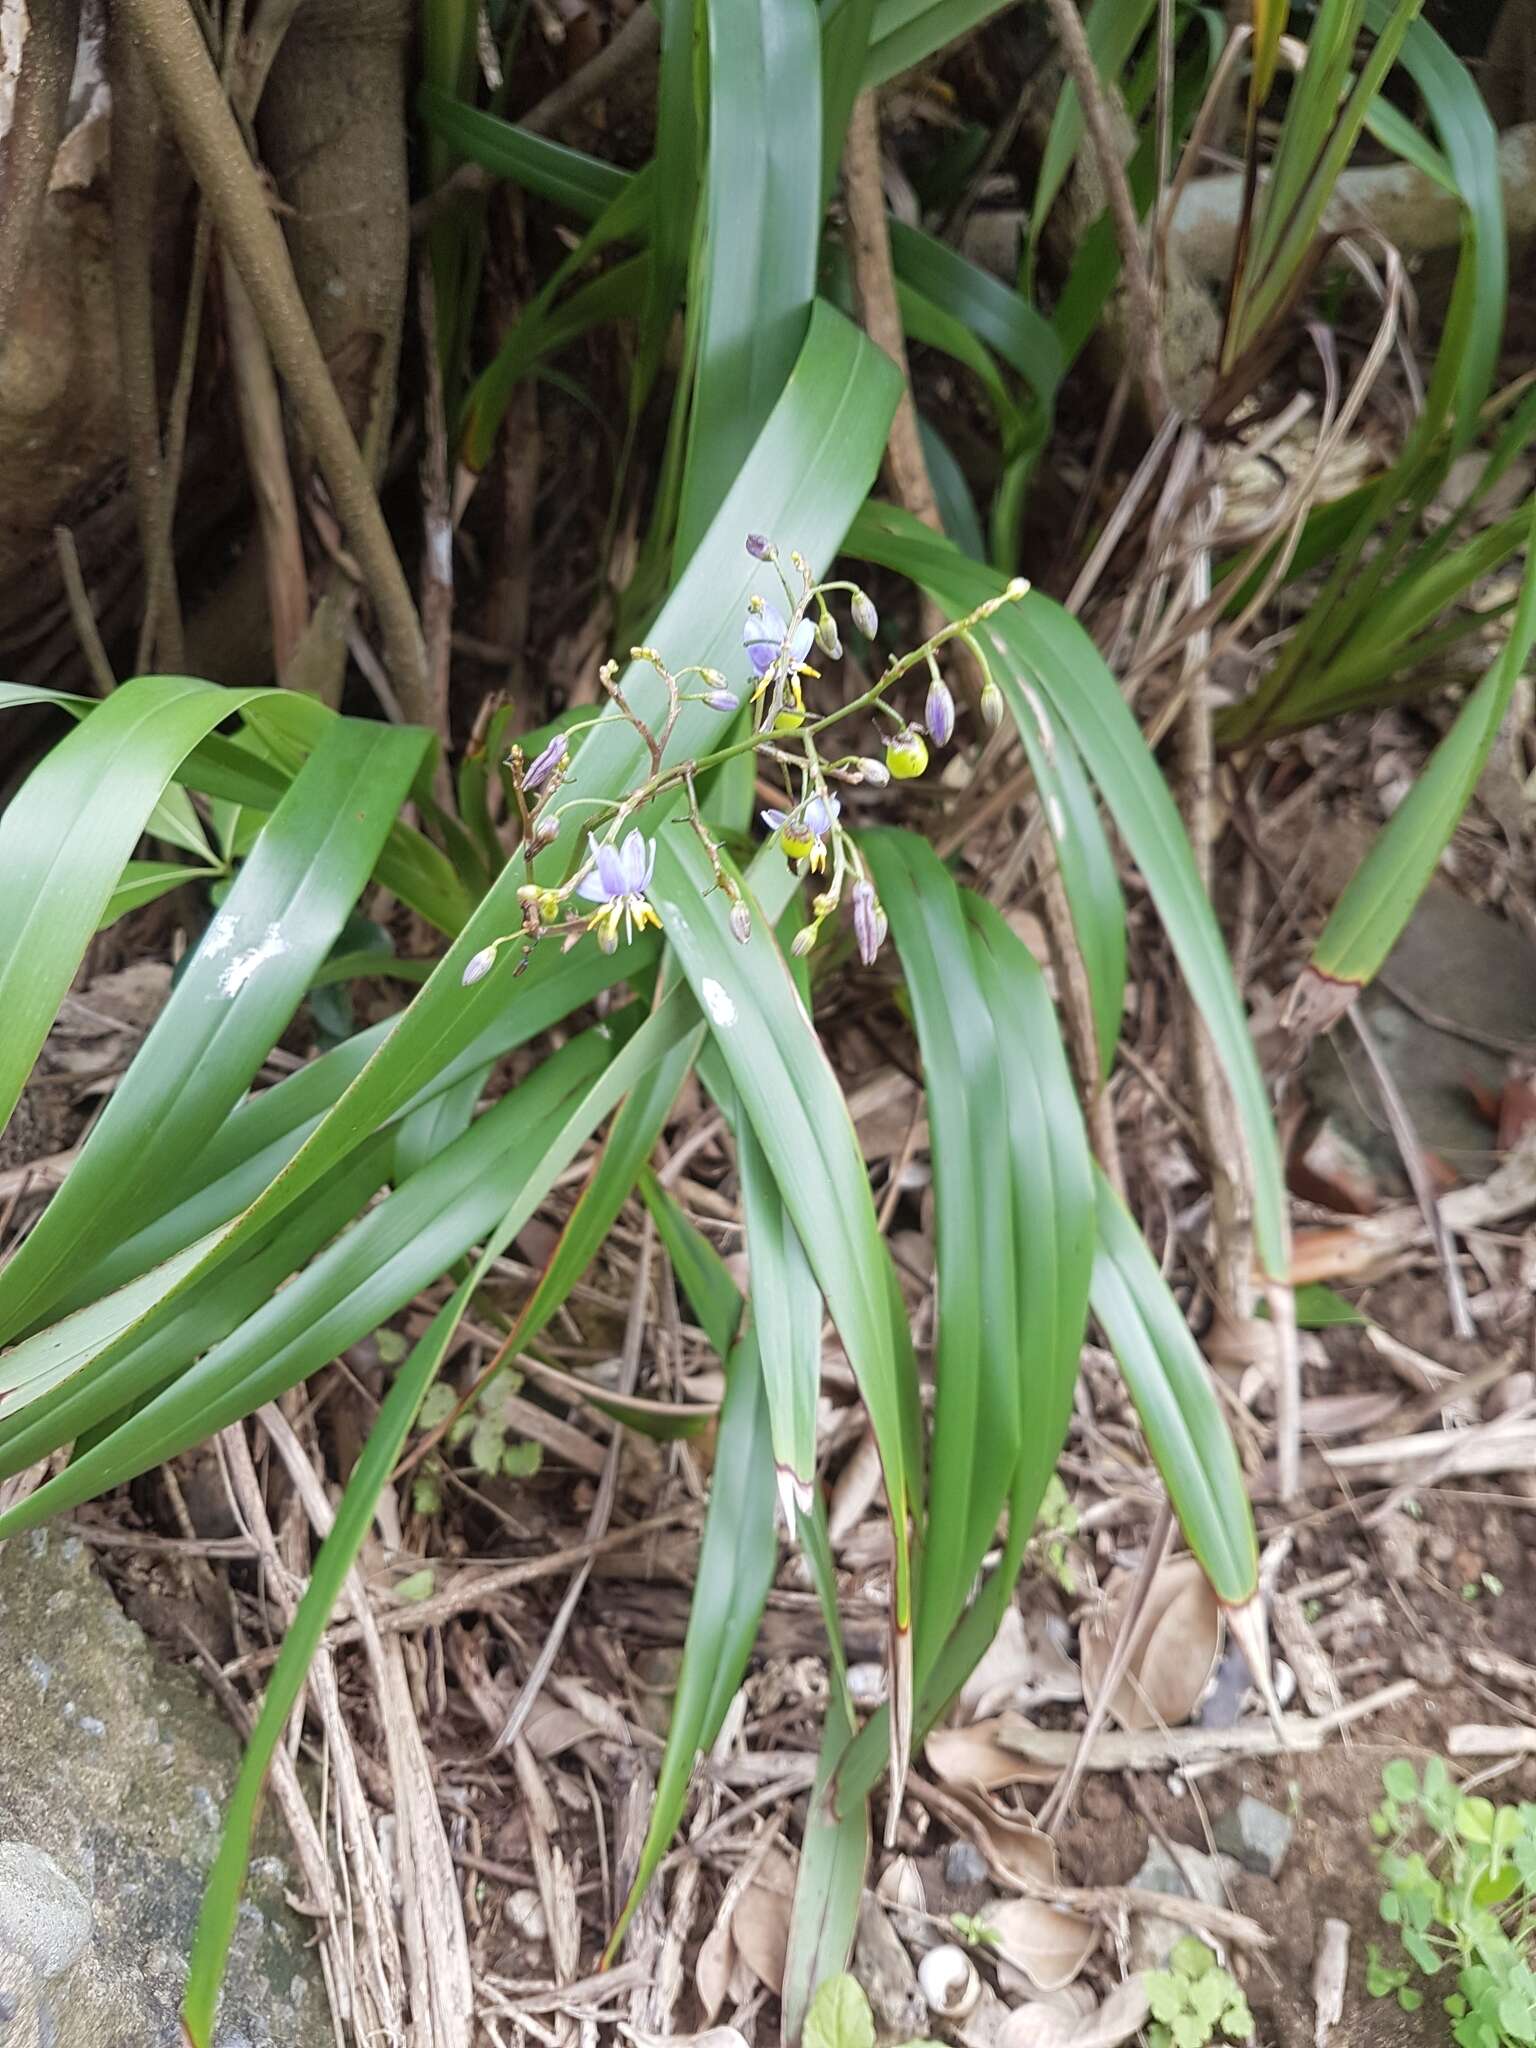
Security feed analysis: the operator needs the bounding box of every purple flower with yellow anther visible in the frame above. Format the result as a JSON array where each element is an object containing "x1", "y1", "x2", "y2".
[
  {"x1": 744, "y1": 601, "x2": 815, "y2": 684},
  {"x1": 761, "y1": 792, "x2": 840, "y2": 872},
  {"x1": 575, "y1": 830, "x2": 662, "y2": 953}
]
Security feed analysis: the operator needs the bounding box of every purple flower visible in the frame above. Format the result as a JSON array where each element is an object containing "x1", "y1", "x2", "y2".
[
  {"x1": 704, "y1": 689, "x2": 741, "y2": 713},
  {"x1": 743, "y1": 602, "x2": 815, "y2": 682},
  {"x1": 746, "y1": 532, "x2": 772, "y2": 560},
  {"x1": 575, "y1": 830, "x2": 662, "y2": 952},
  {"x1": 851, "y1": 881, "x2": 885, "y2": 967},
  {"x1": 925, "y1": 675, "x2": 956, "y2": 748},
  {"x1": 521, "y1": 732, "x2": 567, "y2": 794}
]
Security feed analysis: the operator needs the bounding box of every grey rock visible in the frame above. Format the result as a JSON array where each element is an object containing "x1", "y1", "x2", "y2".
[
  {"x1": 1212, "y1": 1796, "x2": 1294, "y2": 1879},
  {"x1": 1129, "y1": 1840, "x2": 1244, "y2": 1971},
  {"x1": 0, "y1": 1848, "x2": 91, "y2": 1978},
  {"x1": 944, "y1": 1839, "x2": 990, "y2": 1890},
  {"x1": 0, "y1": 1525, "x2": 331, "y2": 2048}
]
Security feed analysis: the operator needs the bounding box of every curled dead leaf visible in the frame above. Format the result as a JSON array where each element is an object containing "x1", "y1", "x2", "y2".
[
  {"x1": 996, "y1": 1974, "x2": 1152, "y2": 2048},
  {"x1": 729, "y1": 1846, "x2": 795, "y2": 1995},
  {"x1": 960, "y1": 1605, "x2": 1082, "y2": 1720},
  {"x1": 981, "y1": 1895, "x2": 1097, "y2": 1995},
  {"x1": 925, "y1": 1717, "x2": 1055, "y2": 1794},
  {"x1": 953, "y1": 1790, "x2": 1057, "y2": 1890},
  {"x1": 1080, "y1": 1557, "x2": 1223, "y2": 1733}
]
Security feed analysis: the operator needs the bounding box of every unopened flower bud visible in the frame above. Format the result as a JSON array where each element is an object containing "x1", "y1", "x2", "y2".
[
  {"x1": 1006, "y1": 576, "x2": 1030, "y2": 599},
  {"x1": 517, "y1": 884, "x2": 540, "y2": 904},
  {"x1": 461, "y1": 944, "x2": 498, "y2": 987},
  {"x1": 521, "y1": 733, "x2": 567, "y2": 793},
  {"x1": 702, "y1": 668, "x2": 728, "y2": 686},
  {"x1": 858, "y1": 757, "x2": 891, "y2": 788},
  {"x1": 791, "y1": 923, "x2": 819, "y2": 958},
  {"x1": 729, "y1": 899, "x2": 752, "y2": 945},
  {"x1": 704, "y1": 689, "x2": 740, "y2": 713},
  {"x1": 925, "y1": 675, "x2": 956, "y2": 748},
  {"x1": 980, "y1": 680, "x2": 1005, "y2": 730},
  {"x1": 531, "y1": 811, "x2": 561, "y2": 847},
  {"x1": 885, "y1": 726, "x2": 929, "y2": 780},
  {"x1": 851, "y1": 590, "x2": 878, "y2": 639},
  {"x1": 851, "y1": 881, "x2": 884, "y2": 967},
  {"x1": 815, "y1": 613, "x2": 842, "y2": 660},
  {"x1": 746, "y1": 532, "x2": 773, "y2": 560}
]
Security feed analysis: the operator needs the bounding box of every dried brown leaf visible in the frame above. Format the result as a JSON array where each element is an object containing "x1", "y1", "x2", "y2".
[
  {"x1": 1080, "y1": 1557, "x2": 1222, "y2": 1733},
  {"x1": 695, "y1": 1918, "x2": 736, "y2": 2024},
  {"x1": 925, "y1": 1718, "x2": 1055, "y2": 1794},
  {"x1": 982, "y1": 1895, "x2": 1098, "y2": 1995},
  {"x1": 960, "y1": 1605, "x2": 1082, "y2": 1720},
  {"x1": 729, "y1": 1846, "x2": 795, "y2": 1995},
  {"x1": 996, "y1": 1975, "x2": 1152, "y2": 2048}
]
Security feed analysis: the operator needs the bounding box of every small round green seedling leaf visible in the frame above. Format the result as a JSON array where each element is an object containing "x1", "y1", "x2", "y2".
[{"x1": 803, "y1": 1973, "x2": 875, "y2": 2048}]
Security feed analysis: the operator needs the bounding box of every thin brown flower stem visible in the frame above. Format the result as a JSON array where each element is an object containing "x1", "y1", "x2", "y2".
[
  {"x1": 53, "y1": 528, "x2": 117, "y2": 697},
  {"x1": 1039, "y1": 0, "x2": 1171, "y2": 428},
  {"x1": 118, "y1": 0, "x2": 430, "y2": 725}
]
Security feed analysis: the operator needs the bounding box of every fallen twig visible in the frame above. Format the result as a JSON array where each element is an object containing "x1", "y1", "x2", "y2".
[{"x1": 999, "y1": 1679, "x2": 1416, "y2": 1770}]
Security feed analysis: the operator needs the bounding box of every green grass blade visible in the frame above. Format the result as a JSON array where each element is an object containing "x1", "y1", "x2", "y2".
[
  {"x1": 783, "y1": 1697, "x2": 869, "y2": 2043},
  {"x1": 98, "y1": 860, "x2": 219, "y2": 929},
  {"x1": 888, "y1": 220, "x2": 1061, "y2": 404},
  {"x1": 0, "y1": 718, "x2": 426, "y2": 1341},
  {"x1": 648, "y1": 828, "x2": 921, "y2": 1644},
  {"x1": 181, "y1": 1279, "x2": 469, "y2": 2045},
  {"x1": 1370, "y1": 4, "x2": 1503, "y2": 446},
  {"x1": 820, "y1": 0, "x2": 879, "y2": 202},
  {"x1": 919, "y1": 416, "x2": 988, "y2": 561},
  {"x1": 0, "y1": 675, "x2": 268, "y2": 1146},
  {"x1": 1308, "y1": 497, "x2": 1536, "y2": 995},
  {"x1": 607, "y1": 1194, "x2": 776, "y2": 1955},
  {"x1": 863, "y1": 0, "x2": 1015, "y2": 84},
  {"x1": 674, "y1": 0, "x2": 822, "y2": 560},
  {"x1": 416, "y1": 82, "x2": 630, "y2": 215},
  {"x1": 848, "y1": 503, "x2": 1286, "y2": 1279},
  {"x1": 738, "y1": 1109, "x2": 823, "y2": 1523},
  {"x1": 641, "y1": 1169, "x2": 745, "y2": 1360},
  {"x1": 1089, "y1": 1170, "x2": 1258, "y2": 1603}
]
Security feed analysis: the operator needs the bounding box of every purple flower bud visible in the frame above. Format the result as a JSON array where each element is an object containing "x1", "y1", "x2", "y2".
[
  {"x1": 925, "y1": 675, "x2": 956, "y2": 748},
  {"x1": 746, "y1": 533, "x2": 772, "y2": 560},
  {"x1": 815, "y1": 612, "x2": 842, "y2": 660},
  {"x1": 521, "y1": 732, "x2": 567, "y2": 794},
  {"x1": 851, "y1": 590, "x2": 878, "y2": 639},
  {"x1": 729, "y1": 899, "x2": 752, "y2": 945},
  {"x1": 461, "y1": 944, "x2": 498, "y2": 987},
  {"x1": 704, "y1": 689, "x2": 740, "y2": 713},
  {"x1": 980, "y1": 680, "x2": 1005, "y2": 730},
  {"x1": 531, "y1": 811, "x2": 561, "y2": 846},
  {"x1": 851, "y1": 881, "x2": 883, "y2": 968},
  {"x1": 791, "y1": 923, "x2": 818, "y2": 958},
  {"x1": 858, "y1": 757, "x2": 891, "y2": 788}
]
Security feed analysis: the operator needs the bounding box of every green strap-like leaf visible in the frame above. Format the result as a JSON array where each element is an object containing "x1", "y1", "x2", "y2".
[
  {"x1": 738, "y1": 1109, "x2": 823, "y2": 1523},
  {"x1": 0, "y1": 718, "x2": 427, "y2": 1342},
  {"x1": 0, "y1": 674, "x2": 269, "y2": 1146},
  {"x1": 181, "y1": 1278, "x2": 470, "y2": 2045},
  {"x1": 649, "y1": 827, "x2": 920, "y2": 1643},
  {"x1": 675, "y1": 0, "x2": 822, "y2": 560},
  {"x1": 607, "y1": 1189, "x2": 776, "y2": 1956},
  {"x1": 848, "y1": 503, "x2": 1287, "y2": 1281},
  {"x1": 1089, "y1": 1170, "x2": 1258, "y2": 1604}
]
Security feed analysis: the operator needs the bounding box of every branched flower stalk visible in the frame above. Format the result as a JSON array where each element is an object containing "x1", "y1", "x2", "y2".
[{"x1": 463, "y1": 537, "x2": 1027, "y2": 986}]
